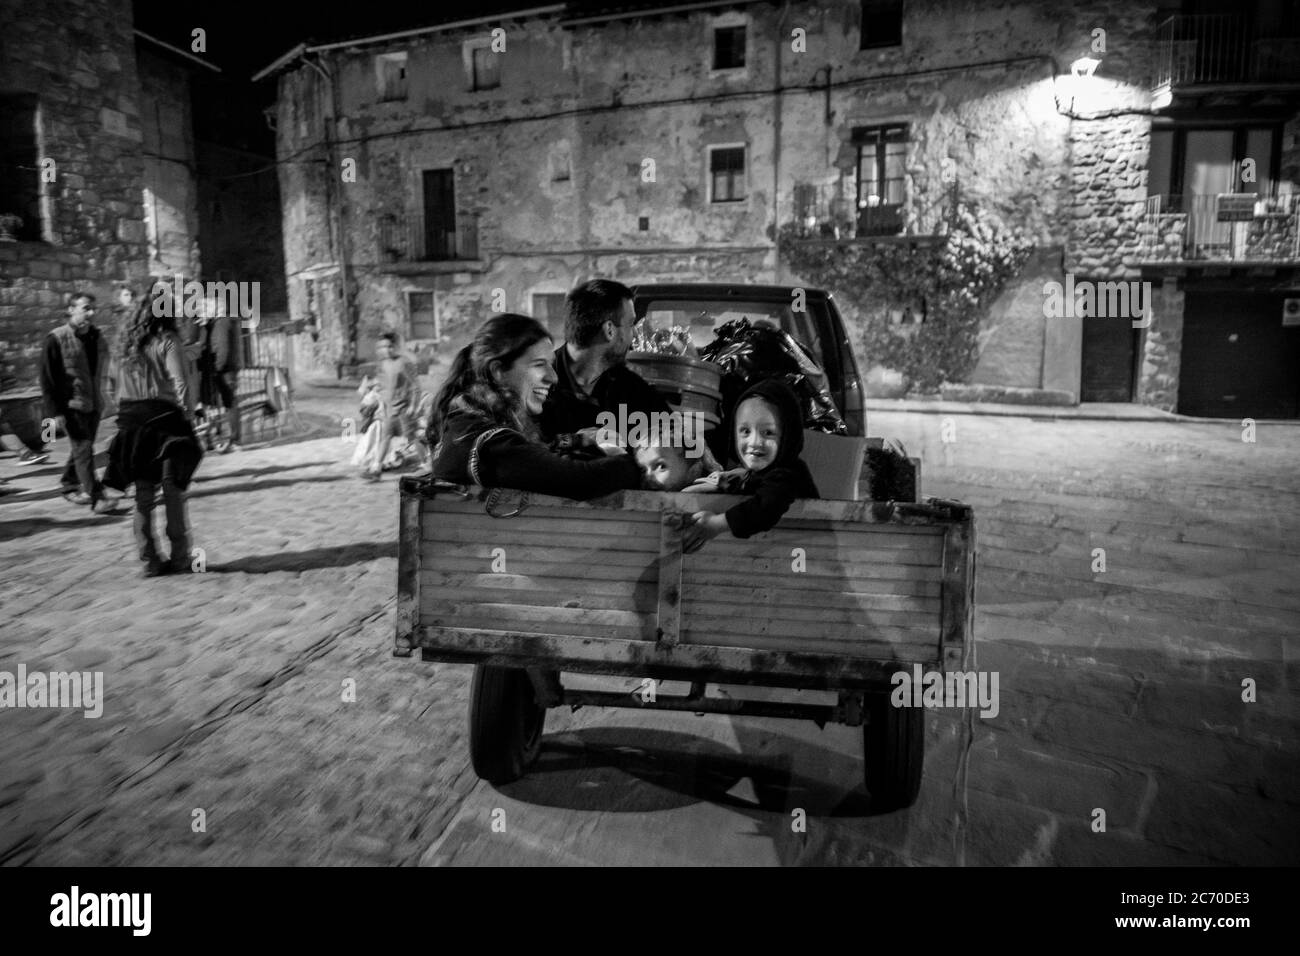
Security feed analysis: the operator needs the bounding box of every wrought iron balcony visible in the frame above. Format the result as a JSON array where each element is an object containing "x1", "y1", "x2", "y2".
[
  {"x1": 1152, "y1": 14, "x2": 1300, "y2": 90},
  {"x1": 1139, "y1": 193, "x2": 1300, "y2": 264},
  {"x1": 378, "y1": 211, "x2": 479, "y2": 263},
  {"x1": 786, "y1": 181, "x2": 950, "y2": 243}
]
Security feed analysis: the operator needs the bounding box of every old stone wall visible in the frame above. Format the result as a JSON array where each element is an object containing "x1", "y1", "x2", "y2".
[
  {"x1": 0, "y1": 0, "x2": 149, "y2": 390},
  {"x1": 137, "y1": 46, "x2": 200, "y2": 280}
]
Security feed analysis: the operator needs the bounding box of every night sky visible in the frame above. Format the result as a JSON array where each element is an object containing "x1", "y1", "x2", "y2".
[{"x1": 130, "y1": 0, "x2": 556, "y2": 78}]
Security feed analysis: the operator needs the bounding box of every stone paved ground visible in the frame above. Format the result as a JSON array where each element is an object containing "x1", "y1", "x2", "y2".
[{"x1": 0, "y1": 407, "x2": 1297, "y2": 866}]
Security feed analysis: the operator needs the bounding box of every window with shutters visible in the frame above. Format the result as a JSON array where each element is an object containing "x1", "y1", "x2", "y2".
[{"x1": 708, "y1": 145, "x2": 746, "y2": 203}]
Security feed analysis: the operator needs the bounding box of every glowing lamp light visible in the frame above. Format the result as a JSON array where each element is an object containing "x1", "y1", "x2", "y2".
[{"x1": 1071, "y1": 56, "x2": 1101, "y2": 78}]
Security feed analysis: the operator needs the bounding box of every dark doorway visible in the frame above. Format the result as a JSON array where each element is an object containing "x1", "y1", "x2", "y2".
[
  {"x1": 422, "y1": 169, "x2": 456, "y2": 261},
  {"x1": 1080, "y1": 317, "x2": 1138, "y2": 402},
  {"x1": 1179, "y1": 290, "x2": 1300, "y2": 418}
]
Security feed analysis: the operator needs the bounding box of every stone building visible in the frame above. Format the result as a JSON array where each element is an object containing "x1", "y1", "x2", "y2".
[
  {"x1": 0, "y1": 0, "x2": 154, "y2": 393},
  {"x1": 255, "y1": 0, "x2": 1300, "y2": 416}
]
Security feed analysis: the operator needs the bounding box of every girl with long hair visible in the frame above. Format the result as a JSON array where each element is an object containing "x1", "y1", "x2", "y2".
[
  {"x1": 428, "y1": 313, "x2": 640, "y2": 499},
  {"x1": 103, "y1": 290, "x2": 204, "y2": 577}
]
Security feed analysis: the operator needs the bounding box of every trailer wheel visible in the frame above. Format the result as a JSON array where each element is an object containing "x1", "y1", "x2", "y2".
[
  {"x1": 468, "y1": 665, "x2": 546, "y2": 784},
  {"x1": 863, "y1": 692, "x2": 924, "y2": 810}
]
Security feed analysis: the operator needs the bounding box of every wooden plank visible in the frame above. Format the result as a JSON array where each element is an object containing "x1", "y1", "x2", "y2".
[
  {"x1": 657, "y1": 511, "x2": 683, "y2": 646},
  {"x1": 422, "y1": 584, "x2": 655, "y2": 614},
  {"x1": 684, "y1": 569, "x2": 941, "y2": 598},
  {"x1": 430, "y1": 545, "x2": 661, "y2": 567},
  {"x1": 423, "y1": 528, "x2": 660, "y2": 551},
  {"x1": 699, "y1": 542, "x2": 944, "y2": 565},
  {"x1": 681, "y1": 612, "x2": 939, "y2": 645},
  {"x1": 682, "y1": 555, "x2": 944, "y2": 582},
  {"x1": 421, "y1": 613, "x2": 653, "y2": 643},
  {"x1": 680, "y1": 583, "x2": 940, "y2": 615},
  {"x1": 417, "y1": 487, "x2": 970, "y2": 528},
  {"x1": 732, "y1": 523, "x2": 947, "y2": 543},
  {"x1": 428, "y1": 556, "x2": 659, "y2": 583},
  {"x1": 422, "y1": 570, "x2": 653, "y2": 597},
  {"x1": 424, "y1": 601, "x2": 650, "y2": 631},
  {"x1": 415, "y1": 625, "x2": 933, "y2": 687},
  {"x1": 940, "y1": 521, "x2": 977, "y2": 651},
  {"x1": 395, "y1": 491, "x2": 423, "y2": 656},
  {"x1": 426, "y1": 515, "x2": 660, "y2": 538},
  {"x1": 681, "y1": 599, "x2": 939, "y2": 630},
  {"x1": 685, "y1": 628, "x2": 938, "y2": 661}
]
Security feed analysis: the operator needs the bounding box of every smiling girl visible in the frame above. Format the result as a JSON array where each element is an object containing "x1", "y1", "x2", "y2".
[{"x1": 427, "y1": 313, "x2": 641, "y2": 499}]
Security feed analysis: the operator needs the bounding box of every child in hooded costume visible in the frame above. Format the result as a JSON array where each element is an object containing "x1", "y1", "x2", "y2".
[{"x1": 680, "y1": 378, "x2": 819, "y2": 552}]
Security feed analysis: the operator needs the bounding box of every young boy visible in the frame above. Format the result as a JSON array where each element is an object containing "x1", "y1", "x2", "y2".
[
  {"x1": 679, "y1": 378, "x2": 819, "y2": 553},
  {"x1": 632, "y1": 415, "x2": 719, "y2": 491}
]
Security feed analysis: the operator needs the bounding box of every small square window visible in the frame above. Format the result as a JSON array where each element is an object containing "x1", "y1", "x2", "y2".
[
  {"x1": 709, "y1": 146, "x2": 746, "y2": 203},
  {"x1": 638, "y1": 216, "x2": 650, "y2": 231},
  {"x1": 861, "y1": 1, "x2": 903, "y2": 50},
  {"x1": 471, "y1": 46, "x2": 500, "y2": 91},
  {"x1": 714, "y1": 25, "x2": 746, "y2": 70}
]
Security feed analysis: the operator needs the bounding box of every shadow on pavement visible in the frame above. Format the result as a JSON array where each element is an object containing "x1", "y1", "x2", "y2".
[
  {"x1": 207, "y1": 540, "x2": 398, "y2": 573},
  {"x1": 185, "y1": 474, "x2": 350, "y2": 499},
  {"x1": 499, "y1": 725, "x2": 873, "y2": 819},
  {"x1": 0, "y1": 512, "x2": 129, "y2": 540},
  {"x1": 191, "y1": 461, "x2": 326, "y2": 484}
]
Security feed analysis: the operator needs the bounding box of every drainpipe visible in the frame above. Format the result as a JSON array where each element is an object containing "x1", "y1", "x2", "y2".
[
  {"x1": 305, "y1": 53, "x2": 355, "y2": 374},
  {"x1": 773, "y1": 3, "x2": 790, "y2": 282}
]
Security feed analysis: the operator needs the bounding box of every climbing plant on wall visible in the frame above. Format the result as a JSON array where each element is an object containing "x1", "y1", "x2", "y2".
[{"x1": 780, "y1": 200, "x2": 1033, "y2": 393}]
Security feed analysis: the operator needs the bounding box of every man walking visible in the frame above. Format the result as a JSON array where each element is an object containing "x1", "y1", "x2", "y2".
[
  {"x1": 39, "y1": 291, "x2": 110, "y2": 508},
  {"x1": 538, "y1": 278, "x2": 670, "y2": 444},
  {"x1": 193, "y1": 292, "x2": 243, "y2": 450}
]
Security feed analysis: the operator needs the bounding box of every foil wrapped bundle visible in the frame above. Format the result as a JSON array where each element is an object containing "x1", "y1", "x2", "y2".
[{"x1": 631, "y1": 323, "x2": 697, "y2": 357}]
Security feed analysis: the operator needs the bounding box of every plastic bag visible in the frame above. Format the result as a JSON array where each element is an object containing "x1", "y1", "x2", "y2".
[{"x1": 699, "y1": 318, "x2": 848, "y2": 434}]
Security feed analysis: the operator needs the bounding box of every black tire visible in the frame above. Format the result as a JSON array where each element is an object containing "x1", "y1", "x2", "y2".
[
  {"x1": 863, "y1": 691, "x2": 924, "y2": 810},
  {"x1": 468, "y1": 665, "x2": 546, "y2": 784}
]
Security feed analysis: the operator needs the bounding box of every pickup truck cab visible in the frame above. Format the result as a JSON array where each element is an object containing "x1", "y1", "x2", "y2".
[{"x1": 395, "y1": 282, "x2": 975, "y2": 811}]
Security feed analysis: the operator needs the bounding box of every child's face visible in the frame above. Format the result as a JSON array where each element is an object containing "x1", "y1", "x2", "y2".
[
  {"x1": 376, "y1": 339, "x2": 396, "y2": 361},
  {"x1": 735, "y1": 397, "x2": 781, "y2": 472},
  {"x1": 635, "y1": 444, "x2": 695, "y2": 491}
]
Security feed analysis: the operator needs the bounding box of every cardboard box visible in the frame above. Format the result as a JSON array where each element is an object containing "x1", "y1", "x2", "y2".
[{"x1": 801, "y1": 430, "x2": 868, "y2": 501}]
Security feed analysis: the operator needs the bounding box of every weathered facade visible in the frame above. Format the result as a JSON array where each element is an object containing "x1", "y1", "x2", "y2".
[{"x1": 260, "y1": 0, "x2": 1300, "y2": 415}]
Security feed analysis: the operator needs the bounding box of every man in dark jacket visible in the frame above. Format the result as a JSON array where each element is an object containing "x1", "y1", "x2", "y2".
[
  {"x1": 537, "y1": 279, "x2": 670, "y2": 445},
  {"x1": 39, "y1": 291, "x2": 111, "y2": 508},
  {"x1": 192, "y1": 293, "x2": 243, "y2": 450}
]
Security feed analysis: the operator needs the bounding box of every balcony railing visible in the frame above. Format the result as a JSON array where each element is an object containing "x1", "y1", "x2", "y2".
[
  {"x1": 1139, "y1": 193, "x2": 1299, "y2": 263},
  {"x1": 1153, "y1": 14, "x2": 1300, "y2": 89},
  {"x1": 787, "y1": 181, "x2": 951, "y2": 241},
  {"x1": 378, "y1": 211, "x2": 479, "y2": 263}
]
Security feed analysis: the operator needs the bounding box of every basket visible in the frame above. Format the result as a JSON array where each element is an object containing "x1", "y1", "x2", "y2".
[{"x1": 625, "y1": 352, "x2": 723, "y2": 428}]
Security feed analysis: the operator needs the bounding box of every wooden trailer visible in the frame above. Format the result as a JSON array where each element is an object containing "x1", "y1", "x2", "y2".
[{"x1": 395, "y1": 477, "x2": 975, "y2": 810}]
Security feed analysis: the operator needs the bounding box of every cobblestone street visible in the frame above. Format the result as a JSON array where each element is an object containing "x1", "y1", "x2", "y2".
[{"x1": 1, "y1": 407, "x2": 1297, "y2": 866}]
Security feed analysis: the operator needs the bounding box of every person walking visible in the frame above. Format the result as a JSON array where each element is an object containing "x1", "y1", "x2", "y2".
[
  {"x1": 193, "y1": 293, "x2": 244, "y2": 451},
  {"x1": 103, "y1": 297, "x2": 204, "y2": 577},
  {"x1": 38, "y1": 291, "x2": 111, "y2": 509}
]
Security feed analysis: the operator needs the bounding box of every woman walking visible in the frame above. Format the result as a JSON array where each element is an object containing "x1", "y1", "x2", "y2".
[
  {"x1": 103, "y1": 296, "x2": 204, "y2": 577},
  {"x1": 429, "y1": 313, "x2": 640, "y2": 499}
]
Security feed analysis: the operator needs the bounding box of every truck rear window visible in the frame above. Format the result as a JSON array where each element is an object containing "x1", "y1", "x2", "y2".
[{"x1": 636, "y1": 297, "x2": 839, "y2": 388}]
